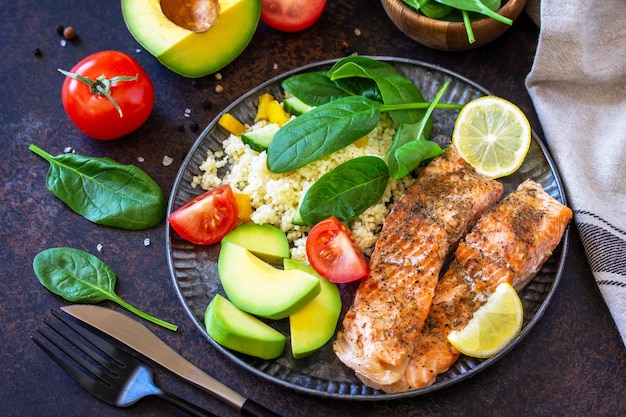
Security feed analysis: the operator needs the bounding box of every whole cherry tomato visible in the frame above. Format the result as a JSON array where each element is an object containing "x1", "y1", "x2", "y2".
[
  {"x1": 306, "y1": 216, "x2": 369, "y2": 283},
  {"x1": 59, "y1": 51, "x2": 154, "y2": 140},
  {"x1": 261, "y1": 0, "x2": 326, "y2": 32}
]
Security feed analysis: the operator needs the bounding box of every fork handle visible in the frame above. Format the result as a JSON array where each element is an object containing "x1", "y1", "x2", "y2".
[{"x1": 157, "y1": 391, "x2": 218, "y2": 417}]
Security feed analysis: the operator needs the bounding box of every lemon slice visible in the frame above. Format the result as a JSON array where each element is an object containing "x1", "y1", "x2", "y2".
[
  {"x1": 447, "y1": 282, "x2": 523, "y2": 358},
  {"x1": 452, "y1": 96, "x2": 531, "y2": 178}
]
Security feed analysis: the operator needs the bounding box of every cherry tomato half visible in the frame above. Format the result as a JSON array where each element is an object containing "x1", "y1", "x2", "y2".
[
  {"x1": 60, "y1": 50, "x2": 154, "y2": 140},
  {"x1": 261, "y1": 0, "x2": 326, "y2": 32},
  {"x1": 306, "y1": 216, "x2": 369, "y2": 283},
  {"x1": 168, "y1": 185, "x2": 238, "y2": 245}
]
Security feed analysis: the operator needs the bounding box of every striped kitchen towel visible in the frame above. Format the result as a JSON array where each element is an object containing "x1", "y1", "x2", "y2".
[{"x1": 525, "y1": 0, "x2": 626, "y2": 346}]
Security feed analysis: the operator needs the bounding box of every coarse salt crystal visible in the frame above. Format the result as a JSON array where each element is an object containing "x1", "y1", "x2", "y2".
[{"x1": 162, "y1": 155, "x2": 174, "y2": 166}]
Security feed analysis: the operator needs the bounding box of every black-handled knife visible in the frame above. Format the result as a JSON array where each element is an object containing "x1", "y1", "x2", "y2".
[{"x1": 61, "y1": 305, "x2": 281, "y2": 417}]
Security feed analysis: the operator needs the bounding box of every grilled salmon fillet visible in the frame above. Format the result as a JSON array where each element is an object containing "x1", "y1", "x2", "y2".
[
  {"x1": 333, "y1": 147, "x2": 504, "y2": 386},
  {"x1": 383, "y1": 179, "x2": 573, "y2": 392}
]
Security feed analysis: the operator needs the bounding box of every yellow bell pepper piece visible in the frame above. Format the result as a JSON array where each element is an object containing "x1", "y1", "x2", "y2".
[
  {"x1": 218, "y1": 113, "x2": 246, "y2": 136},
  {"x1": 234, "y1": 192, "x2": 253, "y2": 222},
  {"x1": 266, "y1": 100, "x2": 291, "y2": 127},
  {"x1": 353, "y1": 136, "x2": 369, "y2": 148},
  {"x1": 255, "y1": 93, "x2": 274, "y2": 122}
]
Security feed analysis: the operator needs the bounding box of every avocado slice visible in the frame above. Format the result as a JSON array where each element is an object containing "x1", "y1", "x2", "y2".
[
  {"x1": 204, "y1": 294, "x2": 286, "y2": 359},
  {"x1": 221, "y1": 222, "x2": 290, "y2": 264},
  {"x1": 121, "y1": 0, "x2": 261, "y2": 78},
  {"x1": 284, "y1": 259, "x2": 342, "y2": 359},
  {"x1": 218, "y1": 242, "x2": 320, "y2": 319}
]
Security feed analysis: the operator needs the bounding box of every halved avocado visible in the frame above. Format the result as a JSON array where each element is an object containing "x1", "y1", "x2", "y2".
[{"x1": 121, "y1": 0, "x2": 261, "y2": 78}]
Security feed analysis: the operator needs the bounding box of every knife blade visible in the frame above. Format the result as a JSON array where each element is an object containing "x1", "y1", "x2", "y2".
[{"x1": 61, "y1": 305, "x2": 281, "y2": 417}]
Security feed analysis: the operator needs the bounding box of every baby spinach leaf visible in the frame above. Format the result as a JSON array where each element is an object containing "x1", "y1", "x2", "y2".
[
  {"x1": 33, "y1": 247, "x2": 177, "y2": 331},
  {"x1": 281, "y1": 71, "x2": 383, "y2": 105},
  {"x1": 387, "y1": 122, "x2": 429, "y2": 179},
  {"x1": 267, "y1": 96, "x2": 381, "y2": 173},
  {"x1": 29, "y1": 144, "x2": 166, "y2": 230},
  {"x1": 281, "y1": 72, "x2": 348, "y2": 106},
  {"x1": 299, "y1": 156, "x2": 389, "y2": 225},
  {"x1": 387, "y1": 82, "x2": 450, "y2": 179},
  {"x1": 327, "y1": 56, "x2": 429, "y2": 125},
  {"x1": 435, "y1": 0, "x2": 511, "y2": 25},
  {"x1": 333, "y1": 77, "x2": 383, "y2": 103},
  {"x1": 393, "y1": 140, "x2": 444, "y2": 179},
  {"x1": 404, "y1": 0, "x2": 453, "y2": 18}
]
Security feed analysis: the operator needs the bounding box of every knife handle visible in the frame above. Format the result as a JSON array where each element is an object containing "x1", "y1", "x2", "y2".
[{"x1": 241, "y1": 398, "x2": 282, "y2": 417}]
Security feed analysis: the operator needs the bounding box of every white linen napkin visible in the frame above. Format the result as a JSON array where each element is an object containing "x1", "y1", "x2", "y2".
[{"x1": 525, "y1": 0, "x2": 626, "y2": 346}]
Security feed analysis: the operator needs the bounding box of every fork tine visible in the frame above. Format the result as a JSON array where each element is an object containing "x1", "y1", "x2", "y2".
[
  {"x1": 42, "y1": 314, "x2": 119, "y2": 381},
  {"x1": 50, "y1": 308, "x2": 124, "y2": 364},
  {"x1": 32, "y1": 327, "x2": 107, "y2": 391}
]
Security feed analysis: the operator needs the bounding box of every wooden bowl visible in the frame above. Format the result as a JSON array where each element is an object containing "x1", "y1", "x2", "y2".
[{"x1": 380, "y1": 0, "x2": 527, "y2": 51}]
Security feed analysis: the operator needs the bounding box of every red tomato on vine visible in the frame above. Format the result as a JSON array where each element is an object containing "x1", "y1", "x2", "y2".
[
  {"x1": 59, "y1": 50, "x2": 154, "y2": 140},
  {"x1": 261, "y1": 0, "x2": 326, "y2": 32}
]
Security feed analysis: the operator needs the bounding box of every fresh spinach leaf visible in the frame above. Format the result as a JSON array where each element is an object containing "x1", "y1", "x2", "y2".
[
  {"x1": 29, "y1": 144, "x2": 166, "y2": 230},
  {"x1": 404, "y1": 0, "x2": 453, "y2": 18},
  {"x1": 267, "y1": 96, "x2": 381, "y2": 173},
  {"x1": 435, "y1": 0, "x2": 511, "y2": 25},
  {"x1": 394, "y1": 141, "x2": 444, "y2": 179},
  {"x1": 33, "y1": 247, "x2": 177, "y2": 331},
  {"x1": 281, "y1": 71, "x2": 383, "y2": 105},
  {"x1": 327, "y1": 56, "x2": 429, "y2": 125},
  {"x1": 387, "y1": 122, "x2": 429, "y2": 179},
  {"x1": 387, "y1": 82, "x2": 450, "y2": 179},
  {"x1": 281, "y1": 72, "x2": 348, "y2": 106},
  {"x1": 333, "y1": 77, "x2": 383, "y2": 103},
  {"x1": 298, "y1": 156, "x2": 389, "y2": 225}
]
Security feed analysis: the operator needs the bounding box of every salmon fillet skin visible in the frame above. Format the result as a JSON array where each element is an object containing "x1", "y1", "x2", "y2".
[
  {"x1": 333, "y1": 147, "x2": 504, "y2": 386},
  {"x1": 383, "y1": 179, "x2": 573, "y2": 393}
]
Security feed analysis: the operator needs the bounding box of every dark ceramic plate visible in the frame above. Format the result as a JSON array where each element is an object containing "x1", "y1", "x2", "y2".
[{"x1": 166, "y1": 57, "x2": 569, "y2": 400}]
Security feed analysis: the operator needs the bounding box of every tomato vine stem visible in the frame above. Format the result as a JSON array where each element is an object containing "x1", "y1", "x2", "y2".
[{"x1": 58, "y1": 69, "x2": 138, "y2": 117}]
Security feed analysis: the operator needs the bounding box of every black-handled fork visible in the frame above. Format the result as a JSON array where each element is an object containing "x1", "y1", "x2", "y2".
[{"x1": 32, "y1": 309, "x2": 217, "y2": 417}]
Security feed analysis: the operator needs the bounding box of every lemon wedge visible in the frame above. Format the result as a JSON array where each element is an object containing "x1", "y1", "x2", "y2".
[
  {"x1": 452, "y1": 96, "x2": 531, "y2": 178},
  {"x1": 447, "y1": 282, "x2": 524, "y2": 358}
]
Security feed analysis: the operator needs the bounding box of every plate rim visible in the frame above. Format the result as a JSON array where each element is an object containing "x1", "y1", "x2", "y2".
[{"x1": 165, "y1": 56, "x2": 570, "y2": 400}]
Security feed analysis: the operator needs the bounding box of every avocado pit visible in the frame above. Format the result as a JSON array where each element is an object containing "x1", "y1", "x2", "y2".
[{"x1": 160, "y1": 0, "x2": 220, "y2": 33}]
